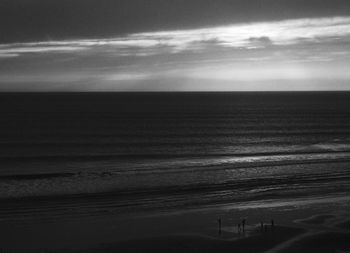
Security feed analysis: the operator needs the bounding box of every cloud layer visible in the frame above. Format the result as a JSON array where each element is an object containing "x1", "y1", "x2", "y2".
[
  {"x1": 1, "y1": 16, "x2": 350, "y2": 58},
  {"x1": 1, "y1": 16, "x2": 350, "y2": 91}
]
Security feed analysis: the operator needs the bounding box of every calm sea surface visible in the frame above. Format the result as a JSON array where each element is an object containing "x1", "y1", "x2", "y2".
[{"x1": 0, "y1": 92, "x2": 350, "y2": 220}]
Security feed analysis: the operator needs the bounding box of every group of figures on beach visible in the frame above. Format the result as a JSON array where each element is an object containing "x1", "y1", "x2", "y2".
[{"x1": 217, "y1": 218, "x2": 275, "y2": 235}]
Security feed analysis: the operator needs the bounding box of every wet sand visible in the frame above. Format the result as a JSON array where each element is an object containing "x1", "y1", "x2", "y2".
[
  {"x1": 74, "y1": 211, "x2": 350, "y2": 253},
  {"x1": 84, "y1": 194, "x2": 350, "y2": 252},
  {"x1": 81, "y1": 226, "x2": 304, "y2": 253},
  {"x1": 1, "y1": 196, "x2": 350, "y2": 252}
]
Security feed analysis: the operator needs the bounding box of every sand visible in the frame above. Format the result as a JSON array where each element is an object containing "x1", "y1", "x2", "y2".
[
  {"x1": 1, "y1": 196, "x2": 350, "y2": 252},
  {"x1": 76, "y1": 212, "x2": 350, "y2": 253},
  {"x1": 80, "y1": 226, "x2": 304, "y2": 253},
  {"x1": 68, "y1": 196, "x2": 350, "y2": 253},
  {"x1": 77, "y1": 212, "x2": 350, "y2": 253}
]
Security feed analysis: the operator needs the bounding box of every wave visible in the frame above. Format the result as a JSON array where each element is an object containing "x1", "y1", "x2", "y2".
[
  {"x1": 0, "y1": 150, "x2": 349, "y2": 162},
  {"x1": 1, "y1": 130, "x2": 350, "y2": 138},
  {"x1": 0, "y1": 172, "x2": 75, "y2": 180},
  {"x1": 1, "y1": 170, "x2": 350, "y2": 222}
]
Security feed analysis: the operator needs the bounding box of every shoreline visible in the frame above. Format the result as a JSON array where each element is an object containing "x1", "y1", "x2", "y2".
[{"x1": 1, "y1": 194, "x2": 350, "y2": 252}]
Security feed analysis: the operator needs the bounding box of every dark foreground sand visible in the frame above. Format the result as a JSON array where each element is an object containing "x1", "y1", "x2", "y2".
[
  {"x1": 78, "y1": 217, "x2": 350, "y2": 253},
  {"x1": 80, "y1": 226, "x2": 304, "y2": 253},
  {"x1": 70, "y1": 197, "x2": 350, "y2": 253},
  {"x1": 1, "y1": 196, "x2": 350, "y2": 253}
]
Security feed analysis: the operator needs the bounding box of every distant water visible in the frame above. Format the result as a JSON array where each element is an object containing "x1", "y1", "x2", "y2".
[{"x1": 0, "y1": 92, "x2": 350, "y2": 220}]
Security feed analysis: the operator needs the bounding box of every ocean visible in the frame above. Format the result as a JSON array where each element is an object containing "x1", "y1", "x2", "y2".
[{"x1": 1, "y1": 92, "x2": 350, "y2": 221}]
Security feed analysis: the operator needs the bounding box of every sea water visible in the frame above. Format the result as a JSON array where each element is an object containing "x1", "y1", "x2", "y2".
[{"x1": 0, "y1": 92, "x2": 350, "y2": 220}]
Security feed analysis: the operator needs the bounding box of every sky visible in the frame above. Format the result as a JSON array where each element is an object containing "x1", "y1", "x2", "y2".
[{"x1": 1, "y1": 0, "x2": 350, "y2": 91}]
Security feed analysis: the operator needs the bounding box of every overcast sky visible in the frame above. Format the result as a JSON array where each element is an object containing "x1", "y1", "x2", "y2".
[{"x1": 1, "y1": 0, "x2": 350, "y2": 91}]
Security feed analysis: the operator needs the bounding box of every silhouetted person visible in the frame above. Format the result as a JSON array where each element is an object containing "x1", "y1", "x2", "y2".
[
  {"x1": 238, "y1": 223, "x2": 241, "y2": 233},
  {"x1": 242, "y1": 219, "x2": 246, "y2": 232},
  {"x1": 218, "y1": 218, "x2": 222, "y2": 235},
  {"x1": 271, "y1": 219, "x2": 275, "y2": 232},
  {"x1": 264, "y1": 224, "x2": 268, "y2": 233},
  {"x1": 261, "y1": 222, "x2": 264, "y2": 233}
]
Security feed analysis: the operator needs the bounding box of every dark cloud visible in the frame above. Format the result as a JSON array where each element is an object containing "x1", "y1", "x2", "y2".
[
  {"x1": 1, "y1": 0, "x2": 350, "y2": 43},
  {"x1": 247, "y1": 36, "x2": 273, "y2": 48},
  {"x1": 249, "y1": 37, "x2": 272, "y2": 43}
]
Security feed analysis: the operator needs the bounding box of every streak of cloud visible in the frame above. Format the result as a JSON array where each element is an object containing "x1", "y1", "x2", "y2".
[
  {"x1": 1, "y1": 16, "x2": 350, "y2": 91},
  {"x1": 1, "y1": 16, "x2": 350, "y2": 58}
]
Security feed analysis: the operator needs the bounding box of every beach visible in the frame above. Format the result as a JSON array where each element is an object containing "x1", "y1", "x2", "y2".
[
  {"x1": 0, "y1": 194, "x2": 350, "y2": 252},
  {"x1": 2, "y1": 0, "x2": 350, "y2": 249}
]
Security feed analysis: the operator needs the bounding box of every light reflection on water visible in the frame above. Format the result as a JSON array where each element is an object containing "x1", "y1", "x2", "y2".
[{"x1": 1, "y1": 92, "x2": 350, "y2": 219}]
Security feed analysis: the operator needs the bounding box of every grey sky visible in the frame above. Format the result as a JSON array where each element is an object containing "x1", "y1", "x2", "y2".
[{"x1": 1, "y1": 0, "x2": 350, "y2": 91}]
